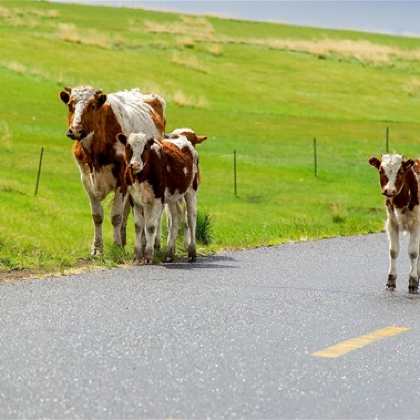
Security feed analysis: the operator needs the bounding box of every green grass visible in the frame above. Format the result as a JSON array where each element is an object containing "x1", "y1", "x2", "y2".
[{"x1": 1, "y1": 0, "x2": 420, "y2": 274}]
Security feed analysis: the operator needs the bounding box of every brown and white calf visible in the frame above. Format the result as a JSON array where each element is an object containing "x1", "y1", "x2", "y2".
[
  {"x1": 369, "y1": 153, "x2": 420, "y2": 294},
  {"x1": 117, "y1": 129, "x2": 207, "y2": 264},
  {"x1": 59, "y1": 85, "x2": 166, "y2": 254}
]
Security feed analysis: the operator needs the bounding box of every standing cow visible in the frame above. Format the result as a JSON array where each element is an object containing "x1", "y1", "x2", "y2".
[
  {"x1": 117, "y1": 129, "x2": 207, "y2": 264},
  {"x1": 60, "y1": 85, "x2": 166, "y2": 255},
  {"x1": 369, "y1": 153, "x2": 420, "y2": 294}
]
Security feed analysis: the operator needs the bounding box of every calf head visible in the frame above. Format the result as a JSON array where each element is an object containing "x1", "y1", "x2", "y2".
[
  {"x1": 60, "y1": 85, "x2": 107, "y2": 141},
  {"x1": 166, "y1": 128, "x2": 207, "y2": 147},
  {"x1": 117, "y1": 132, "x2": 156, "y2": 181},
  {"x1": 369, "y1": 154, "x2": 414, "y2": 198}
]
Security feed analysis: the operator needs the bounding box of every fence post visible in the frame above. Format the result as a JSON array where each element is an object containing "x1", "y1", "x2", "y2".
[
  {"x1": 34, "y1": 147, "x2": 44, "y2": 196},
  {"x1": 234, "y1": 149, "x2": 237, "y2": 197}
]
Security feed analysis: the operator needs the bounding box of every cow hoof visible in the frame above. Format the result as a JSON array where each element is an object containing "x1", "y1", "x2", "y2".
[
  {"x1": 409, "y1": 287, "x2": 419, "y2": 294},
  {"x1": 164, "y1": 256, "x2": 174, "y2": 263},
  {"x1": 386, "y1": 275, "x2": 397, "y2": 290},
  {"x1": 91, "y1": 249, "x2": 103, "y2": 257},
  {"x1": 133, "y1": 258, "x2": 144, "y2": 265},
  {"x1": 144, "y1": 257, "x2": 154, "y2": 265},
  {"x1": 188, "y1": 256, "x2": 197, "y2": 263}
]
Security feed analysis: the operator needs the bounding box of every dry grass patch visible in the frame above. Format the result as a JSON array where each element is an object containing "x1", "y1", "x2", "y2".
[{"x1": 171, "y1": 51, "x2": 208, "y2": 73}]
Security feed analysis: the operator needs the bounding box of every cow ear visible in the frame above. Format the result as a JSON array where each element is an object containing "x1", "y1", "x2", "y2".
[
  {"x1": 116, "y1": 133, "x2": 127, "y2": 145},
  {"x1": 60, "y1": 90, "x2": 70, "y2": 105},
  {"x1": 368, "y1": 156, "x2": 381, "y2": 169},
  {"x1": 97, "y1": 93, "x2": 107, "y2": 109}
]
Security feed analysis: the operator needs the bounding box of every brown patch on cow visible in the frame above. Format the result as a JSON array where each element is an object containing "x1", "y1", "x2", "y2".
[
  {"x1": 143, "y1": 96, "x2": 166, "y2": 135},
  {"x1": 72, "y1": 103, "x2": 128, "y2": 195}
]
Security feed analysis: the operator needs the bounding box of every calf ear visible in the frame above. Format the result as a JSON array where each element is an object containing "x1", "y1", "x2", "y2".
[
  {"x1": 116, "y1": 133, "x2": 127, "y2": 145},
  {"x1": 60, "y1": 90, "x2": 70, "y2": 104},
  {"x1": 403, "y1": 159, "x2": 415, "y2": 171},
  {"x1": 145, "y1": 138, "x2": 155, "y2": 149},
  {"x1": 368, "y1": 156, "x2": 381, "y2": 169},
  {"x1": 196, "y1": 135, "x2": 207, "y2": 144}
]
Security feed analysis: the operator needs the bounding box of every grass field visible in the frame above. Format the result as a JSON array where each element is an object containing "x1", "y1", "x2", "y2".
[{"x1": 1, "y1": 1, "x2": 420, "y2": 275}]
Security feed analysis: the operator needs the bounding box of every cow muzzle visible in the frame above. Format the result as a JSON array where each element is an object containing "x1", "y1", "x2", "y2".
[
  {"x1": 382, "y1": 187, "x2": 398, "y2": 198},
  {"x1": 67, "y1": 126, "x2": 86, "y2": 141},
  {"x1": 129, "y1": 162, "x2": 142, "y2": 175}
]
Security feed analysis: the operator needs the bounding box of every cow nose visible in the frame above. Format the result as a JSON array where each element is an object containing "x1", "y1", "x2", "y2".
[
  {"x1": 383, "y1": 187, "x2": 397, "y2": 197},
  {"x1": 66, "y1": 128, "x2": 76, "y2": 140}
]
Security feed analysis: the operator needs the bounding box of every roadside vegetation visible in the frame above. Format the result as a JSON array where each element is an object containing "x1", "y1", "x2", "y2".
[{"x1": 1, "y1": 1, "x2": 420, "y2": 276}]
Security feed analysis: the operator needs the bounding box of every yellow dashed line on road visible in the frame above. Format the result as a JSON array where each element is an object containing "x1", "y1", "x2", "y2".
[{"x1": 312, "y1": 326, "x2": 410, "y2": 358}]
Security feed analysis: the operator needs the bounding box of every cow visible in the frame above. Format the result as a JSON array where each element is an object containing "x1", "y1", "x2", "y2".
[
  {"x1": 369, "y1": 153, "x2": 420, "y2": 294},
  {"x1": 59, "y1": 85, "x2": 166, "y2": 255},
  {"x1": 117, "y1": 128, "x2": 207, "y2": 264}
]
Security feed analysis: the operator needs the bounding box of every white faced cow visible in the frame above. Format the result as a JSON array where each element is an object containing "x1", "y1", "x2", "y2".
[
  {"x1": 60, "y1": 85, "x2": 166, "y2": 255},
  {"x1": 117, "y1": 129, "x2": 207, "y2": 264},
  {"x1": 369, "y1": 153, "x2": 420, "y2": 294}
]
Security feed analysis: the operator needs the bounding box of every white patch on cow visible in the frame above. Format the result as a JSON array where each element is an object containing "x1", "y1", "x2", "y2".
[
  {"x1": 113, "y1": 139, "x2": 125, "y2": 158},
  {"x1": 70, "y1": 86, "x2": 96, "y2": 129},
  {"x1": 382, "y1": 154, "x2": 403, "y2": 188},
  {"x1": 183, "y1": 167, "x2": 188, "y2": 176},
  {"x1": 80, "y1": 163, "x2": 117, "y2": 201},
  {"x1": 167, "y1": 165, "x2": 171, "y2": 173},
  {"x1": 128, "y1": 132, "x2": 148, "y2": 172},
  {"x1": 107, "y1": 89, "x2": 165, "y2": 138},
  {"x1": 131, "y1": 181, "x2": 156, "y2": 206},
  {"x1": 169, "y1": 128, "x2": 194, "y2": 138}
]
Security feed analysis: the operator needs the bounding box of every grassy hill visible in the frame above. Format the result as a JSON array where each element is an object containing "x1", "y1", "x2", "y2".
[{"x1": 1, "y1": 0, "x2": 420, "y2": 274}]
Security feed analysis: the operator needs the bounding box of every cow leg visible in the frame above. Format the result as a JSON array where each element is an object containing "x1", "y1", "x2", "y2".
[
  {"x1": 165, "y1": 202, "x2": 181, "y2": 263},
  {"x1": 88, "y1": 196, "x2": 104, "y2": 255},
  {"x1": 181, "y1": 200, "x2": 190, "y2": 251},
  {"x1": 143, "y1": 201, "x2": 164, "y2": 264},
  {"x1": 386, "y1": 213, "x2": 399, "y2": 291},
  {"x1": 111, "y1": 188, "x2": 125, "y2": 248},
  {"x1": 133, "y1": 204, "x2": 145, "y2": 264},
  {"x1": 184, "y1": 190, "x2": 197, "y2": 263},
  {"x1": 408, "y1": 224, "x2": 420, "y2": 294}
]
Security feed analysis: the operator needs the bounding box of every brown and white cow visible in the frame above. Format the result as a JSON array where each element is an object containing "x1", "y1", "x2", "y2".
[
  {"x1": 60, "y1": 85, "x2": 166, "y2": 255},
  {"x1": 117, "y1": 128, "x2": 207, "y2": 264},
  {"x1": 369, "y1": 153, "x2": 420, "y2": 294}
]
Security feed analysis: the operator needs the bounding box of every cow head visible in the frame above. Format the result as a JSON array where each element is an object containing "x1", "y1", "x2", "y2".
[
  {"x1": 369, "y1": 154, "x2": 414, "y2": 198},
  {"x1": 166, "y1": 128, "x2": 207, "y2": 147},
  {"x1": 117, "y1": 132, "x2": 155, "y2": 176},
  {"x1": 59, "y1": 85, "x2": 107, "y2": 141}
]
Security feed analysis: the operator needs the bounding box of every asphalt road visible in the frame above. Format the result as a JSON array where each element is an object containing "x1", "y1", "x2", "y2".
[{"x1": 1, "y1": 233, "x2": 420, "y2": 419}]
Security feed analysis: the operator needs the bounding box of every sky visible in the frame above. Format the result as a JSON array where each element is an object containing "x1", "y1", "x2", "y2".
[{"x1": 49, "y1": 1, "x2": 420, "y2": 37}]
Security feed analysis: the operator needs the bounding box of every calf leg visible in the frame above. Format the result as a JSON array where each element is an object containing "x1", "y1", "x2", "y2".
[
  {"x1": 120, "y1": 194, "x2": 131, "y2": 248},
  {"x1": 133, "y1": 204, "x2": 145, "y2": 264},
  {"x1": 184, "y1": 190, "x2": 197, "y2": 263},
  {"x1": 165, "y1": 202, "x2": 181, "y2": 263},
  {"x1": 386, "y1": 215, "x2": 399, "y2": 291},
  {"x1": 408, "y1": 225, "x2": 420, "y2": 294},
  {"x1": 143, "y1": 201, "x2": 164, "y2": 264}
]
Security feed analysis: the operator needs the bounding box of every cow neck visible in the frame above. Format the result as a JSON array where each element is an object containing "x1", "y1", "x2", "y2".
[
  {"x1": 387, "y1": 168, "x2": 419, "y2": 209},
  {"x1": 135, "y1": 148, "x2": 166, "y2": 200}
]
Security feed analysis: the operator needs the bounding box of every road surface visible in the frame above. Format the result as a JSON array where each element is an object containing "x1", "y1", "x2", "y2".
[{"x1": 1, "y1": 233, "x2": 419, "y2": 419}]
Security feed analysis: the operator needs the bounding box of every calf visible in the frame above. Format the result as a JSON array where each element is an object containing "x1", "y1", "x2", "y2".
[
  {"x1": 369, "y1": 153, "x2": 420, "y2": 294},
  {"x1": 117, "y1": 129, "x2": 207, "y2": 264}
]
